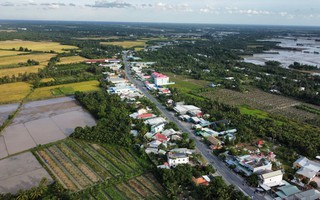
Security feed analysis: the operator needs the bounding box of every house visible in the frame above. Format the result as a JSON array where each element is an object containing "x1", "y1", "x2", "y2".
[
  {"x1": 202, "y1": 128, "x2": 219, "y2": 137},
  {"x1": 236, "y1": 155, "x2": 272, "y2": 174},
  {"x1": 257, "y1": 140, "x2": 264, "y2": 147},
  {"x1": 171, "y1": 135, "x2": 182, "y2": 141},
  {"x1": 293, "y1": 157, "x2": 320, "y2": 182},
  {"x1": 153, "y1": 133, "x2": 169, "y2": 142},
  {"x1": 145, "y1": 148, "x2": 159, "y2": 154},
  {"x1": 162, "y1": 129, "x2": 178, "y2": 137},
  {"x1": 288, "y1": 189, "x2": 320, "y2": 200},
  {"x1": 259, "y1": 170, "x2": 283, "y2": 188},
  {"x1": 207, "y1": 136, "x2": 222, "y2": 149},
  {"x1": 158, "y1": 88, "x2": 171, "y2": 95},
  {"x1": 167, "y1": 152, "x2": 189, "y2": 167},
  {"x1": 144, "y1": 117, "x2": 166, "y2": 126},
  {"x1": 107, "y1": 77, "x2": 128, "y2": 84},
  {"x1": 191, "y1": 117, "x2": 201, "y2": 124},
  {"x1": 170, "y1": 148, "x2": 195, "y2": 155},
  {"x1": 137, "y1": 113, "x2": 156, "y2": 120},
  {"x1": 275, "y1": 184, "x2": 301, "y2": 199},
  {"x1": 192, "y1": 176, "x2": 211, "y2": 186},
  {"x1": 151, "y1": 123, "x2": 166, "y2": 133},
  {"x1": 148, "y1": 140, "x2": 163, "y2": 148}
]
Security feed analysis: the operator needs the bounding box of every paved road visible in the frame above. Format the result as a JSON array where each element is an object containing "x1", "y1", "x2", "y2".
[{"x1": 123, "y1": 54, "x2": 265, "y2": 200}]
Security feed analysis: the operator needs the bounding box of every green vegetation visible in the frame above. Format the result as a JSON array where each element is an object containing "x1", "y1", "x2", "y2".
[
  {"x1": 71, "y1": 91, "x2": 133, "y2": 147},
  {"x1": 239, "y1": 105, "x2": 269, "y2": 119},
  {"x1": 295, "y1": 104, "x2": 320, "y2": 115}
]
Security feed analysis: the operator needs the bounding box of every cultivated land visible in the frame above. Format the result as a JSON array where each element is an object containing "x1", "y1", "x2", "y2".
[
  {"x1": 0, "y1": 82, "x2": 31, "y2": 104},
  {"x1": 0, "y1": 97, "x2": 96, "y2": 159},
  {"x1": 101, "y1": 40, "x2": 147, "y2": 48},
  {"x1": 0, "y1": 152, "x2": 53, "y2": 194},
  {"x1": 0, "y1": 53, "x2": 55, "y2": 67},
  {"x1": 40, "y1": 78, "x2": 55, "y2": 83},
  {"x1": 0, "y1": 65, "x2": 44, "y2": 77},
  {"x1": 201, "y1": 87, "x2": 320, "y2": 122},
  {"x1": 36, "y1": 139, "x2": 151, "y2": 192},
  {"x1": 0, "y1": 40, "x2": 78, "y2": 53},
  {"x1": 0, "y1": 103, "x2": 19, "y2": 126},
  {"x1": 27, "y1": 80, "x2": 100, "y2": 101},
  {"x1": 57, "y1": 56, "x2": 85, "y2": 65},
  {"x1": 165, "y1": 72, "x2": 210, "y2": 93},
  {"x1": 0, "y1": 50, "x2": 29, "y2": 57},
  {"x1": 83, "y1": 173, "x2": 165, "y2": 199}
]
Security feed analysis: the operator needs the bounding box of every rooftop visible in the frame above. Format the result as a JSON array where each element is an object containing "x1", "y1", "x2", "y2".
[{"x1": 152, "y1": 72, "x2": 168, "y2": 78}]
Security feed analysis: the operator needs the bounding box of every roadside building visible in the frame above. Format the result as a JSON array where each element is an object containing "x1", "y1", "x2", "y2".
[
  {"x1": 144, "y1": 117, "x2": 166, "y2": 126},
  {"x1": 207, "y1": 136, "x2": 222, "y2": 149},
  {"x1": 293, "y1": 156, "x2": 320, "y2": 182},
  {"x1": 275, "y1": 184, "x2": 301, "y2": 199},
  {"x1": 167, "y1": 152, "x2": 189, "y2": 167},
  {"x1": 287, "y1": 189, "x2": 320, "y2": 200},
  {"x1": 174, "y1": 105, "x2": 201, "y2": 115},
  {"x1": 151, "y1": 123, "x2": 166, "y2": 134},
  {"x1": 259, "y1": 170, "x2": 283, "y2": 188}
]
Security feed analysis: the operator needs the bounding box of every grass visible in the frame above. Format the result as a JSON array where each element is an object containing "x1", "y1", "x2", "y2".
[
  {"x1": 101, "y1": 40, "x2": 147, "y2": 48},
  {"x1": 239, "y1": 105, "x2": 269, "y2": 119},
  {"x1": 0, "y1": 40, "x2": 78, "y2": 53},
  {"x1": 165, "y1": 72, "x2": 209, "y2": 93},
  {"x1": 0, "y1": 82, "x2": 31, "y2": 104},
  {"x1": 28, "y1": 80, "x2": 100, "y2": 100},
  {"x1": 0, "y1": 50, "x2": 29, "y2": 57},
  {"x1": 57, "y1": 56, "x2": 86, "y2": 65}
]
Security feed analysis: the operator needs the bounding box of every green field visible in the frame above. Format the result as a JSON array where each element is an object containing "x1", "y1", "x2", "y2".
[
  {"x1": 165, "y1": 72, "x2": 209, "y2": 93},
  {"x1": 239, "y1": 105, "x2": 269, "y2": 119},
  {"x1": 36, "y1": 139, "x2": 152, "y2": 192},
  {"x1": 28, "y1": 80, "x2": 100, "y2": 100}
]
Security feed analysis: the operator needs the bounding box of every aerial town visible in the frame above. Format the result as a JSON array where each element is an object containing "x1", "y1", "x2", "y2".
[{"x1": 0, "y1": 7, "x2": 320, "y2": 200}]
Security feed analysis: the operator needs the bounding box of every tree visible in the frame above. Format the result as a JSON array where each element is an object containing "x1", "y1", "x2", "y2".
[
  {"x1": 309, "y1": 181, "x2": 318, "y2": 189},
  {"x1": 246, "y1": 173, "x2": 259, "y2": 187}
]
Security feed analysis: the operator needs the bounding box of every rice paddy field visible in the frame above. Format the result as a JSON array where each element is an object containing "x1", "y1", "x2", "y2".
[
  {"x1": 0, "y1": 40, "x2": 78, "y2": 53},
  {"x1": 101, "y1": 40, "x2": 147, "y2": 48},
  {"x1": 27, "y1": 80, "x2": 100, "y2": 101},
  {"x1": 0, "y1": 53, "x2": 56, "y2": 67},
  {"x1": 0, "y1": 65, "x2": 44, "y2": 77},
  {"x1": 57, "y1": 56, "x2": 85, "y2": 65},
  {"x1": 0, "y1": 82, "x2": 31, "y2": 104},
  {"x1": 0, "y1": 50, "x2": 29, "y2": 57}
]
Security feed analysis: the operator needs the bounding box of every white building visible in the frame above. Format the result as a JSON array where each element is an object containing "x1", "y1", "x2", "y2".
[
  {"x1": 144, "y1": 117, "x2": 167, "y2": 126},
  {"x1": 294, "y1": 156, "x2": 320, "y2": 181},
  {"x1": 152, "y1": 72, "x2": 170, "y2": 86},
  {"x1": 259, "y1": 170, "x2": 283, "y2": 188},
  {"x1": 167, "y1": 152, "x2": 189, "y2": 167},
  {"x1": 174, "y1": 105, "x2": 201, "y2": 115},
  {"x1": 151, "y1": 122, "x2": 166, "y2": 133}
]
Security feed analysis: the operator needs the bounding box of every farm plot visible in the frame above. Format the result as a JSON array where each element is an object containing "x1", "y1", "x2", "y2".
[
  {"x1": 36, "y1": 139, "x2": 151, "y2": 192},
  {"x1": 101, "y1": 40, "x2": 147, "y2": 48},
  {"x1": 77, "y1": 173, "x2": 165, "y2": 199},
  {"x1": 0, "y1": 50, "x2": 29, "y2": 57},
  {"x1": 0, "y1": 53, "x2": 55, "y2": 67},
  {"x1": 27, "y1": 80, "x2": 100, "y2": 100},
  {"x1": 201, "y1": 87, "x2": 320, "y2": 122},
  {"x1": 57, "y1": 56, "x2": 85, "y2": 65},
  {"x1": 0, "y1": 82, "x2": 31, "y2": 104},
  {"x1": 0, "y1": 40, "x2": 78, "y2": 53},
  {"x1": 0, "y1": 152, "x2": 53, "y2": 194}
]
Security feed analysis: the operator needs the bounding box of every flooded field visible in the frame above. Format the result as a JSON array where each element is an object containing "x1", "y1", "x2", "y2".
[
  {"x1": 0, "y1": 152, "x2": 53, "y2": 194},
  {"x1": 244, "y1": 37, "x2": 320, "y2": 67},
  {"x1": 0, "y1": 103, "x2": 19, "y2": 126},
  {"x1": 0, "y1": 97, "x2": 96, "y2": 159}
]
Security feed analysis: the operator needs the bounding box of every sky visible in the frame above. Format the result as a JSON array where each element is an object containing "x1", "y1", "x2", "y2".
[{"x1": 1, "y1": 0, "x2": 320, "y2": 26}]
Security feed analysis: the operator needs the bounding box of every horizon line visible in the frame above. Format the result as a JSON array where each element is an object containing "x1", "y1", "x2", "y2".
[{"x1": 1, "y1": 19, "x2": 320, "y2": 28}]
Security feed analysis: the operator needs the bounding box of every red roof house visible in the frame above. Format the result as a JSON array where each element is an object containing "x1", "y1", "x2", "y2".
[{"x1": 154, "y1": 133, "x2": 169, "y2": 142}]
